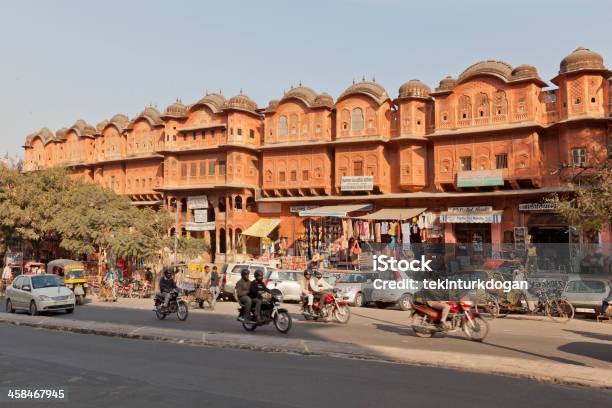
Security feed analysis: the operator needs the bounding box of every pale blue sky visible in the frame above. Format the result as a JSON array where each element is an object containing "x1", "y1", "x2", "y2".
[{"x1": 1, "y1": 0, "x2": 610, "y2": 158}]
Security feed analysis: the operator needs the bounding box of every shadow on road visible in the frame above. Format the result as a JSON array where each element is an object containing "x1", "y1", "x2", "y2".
[{"x1": 557, "y1": 342, "x2": 612, "y2": 364}]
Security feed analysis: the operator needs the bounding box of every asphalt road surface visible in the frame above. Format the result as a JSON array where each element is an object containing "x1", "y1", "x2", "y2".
[
  {"x1": 1, "y1": 325, "x2": 610, "y2": 408},
  {"x1": 3, "y1": 298, "x2": 609, "y2": 369}
]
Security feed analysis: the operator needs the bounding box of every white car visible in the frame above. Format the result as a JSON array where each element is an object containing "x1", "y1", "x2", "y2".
[{"x1": 5, "y1": 274, "x2": 76, "y2": 315}]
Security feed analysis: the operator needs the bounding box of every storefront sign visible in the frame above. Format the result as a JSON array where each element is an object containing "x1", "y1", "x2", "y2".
[
  {"x1": 341, "y1": 176, "x2": 374, "y2": 191},
  {"x1": 290, "y1": 205, "x2": 318, "y2": 214},
  {"x1": 258, "y1": 202, "x2": 281, "y2": 214},
  {"x1": 519, "y1": 202, "x2": 558, "y2": 211},
  {"x1": 193, "y1": 209, "x2": 208, "y2": 223},
  {"x1": 185, "y1": 222, "x2": 215, "y2": 231},
  {"x1": 441, "y1": 213, "x2": 501, "y2": 223},
  {"x1": 457, "y1": 170, "x2": 503, "y2": 187},
  {"x1": 187, "y1": 195, "x2": 208, "y2": 209},
  {"x1": 447, "y1": 206, "x2": 493, "y2": 213}
]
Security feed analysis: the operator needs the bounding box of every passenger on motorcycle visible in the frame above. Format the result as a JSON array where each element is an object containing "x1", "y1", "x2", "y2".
[
  {"x1": 236, "y1": 268, "x2": 252, "y2": 322},
  {"x1": 310, "y1": 270, "x2": 333, "y2": 307},
  {"x1": 160, "y1": 267, "x2": 177, "y2": 308},
  {"x1": 415, "y1": 287, "x2": 450, "y2": 330},
  {"x1": 301, "y1": 270, "x2": 314, "y2": 313},
  {"x1": 249, "y1": 269, "x2": 272, "y2": 323}
]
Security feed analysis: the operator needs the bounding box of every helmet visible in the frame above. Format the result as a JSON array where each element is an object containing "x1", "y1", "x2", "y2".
[
  {"x1": 315, "y1": 271, "x2": 323, "y2": 278},
  {"x1": 163, "y1": 267, "x2": 172, "y2": 279},
  {"x1": 254, "y1": 269, "x2": 264, "y2": 279},
  {"x1": 304, "y1": 270, "x2": 312, "y2": 277},
  {"x1": 240, "y1": 268, "x2": 250, "y2": 280}
]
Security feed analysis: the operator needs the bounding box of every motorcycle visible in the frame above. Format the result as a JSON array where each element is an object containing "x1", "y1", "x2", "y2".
[
  {"x1": 154, "y1": 289, "x2": 189, "y2": 321},
  {"x1": 411, "y1": 300, "x2": 489, "y2": 342},
  {"x1": 238, "y1": 289, "x2": 292, "y2": 334},
  {"x1": 302, "y1": 289, "x2": 351, "y2": 324}
]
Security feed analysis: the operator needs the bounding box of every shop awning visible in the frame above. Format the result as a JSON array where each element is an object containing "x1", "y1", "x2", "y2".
[
  {"x1": 355, "y1": 208, "x2": 427, "y2": 221},
  {"x1": 298, "y1": 204, "x2": 372, "y2": 217},
  {"x1": 440, "y1": 211, "x2": 503, "y2": 224},
  {"x1": 241, "y1": 218, "x2": 281, "y2": 238}
]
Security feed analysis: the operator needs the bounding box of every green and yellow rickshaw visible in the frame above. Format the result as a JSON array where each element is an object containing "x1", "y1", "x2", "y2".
[{"x1": 47, "y1": 259, "x2": 89, "y2": 305}]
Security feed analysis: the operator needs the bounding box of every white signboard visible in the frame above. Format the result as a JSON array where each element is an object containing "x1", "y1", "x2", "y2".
[
  {"x1": 187, "y1": 195, "x2": 208, "y2": 210},
  {"x1": 341, "y1": 176, "x2": 374, "y2": 191},
  {"x1": 185, "y1": 222, "x2": 215, "y2": 231},
  {"x1": 193, "y1": 209, "x2": 208, "y2": 223},
  {"x1": 290, "y1": 205, "x2": 318, "y2": 214},
  {"x1": 519, "y1": 203, "x2": 558, "y2": 211},
  {"x1": 447, "y1": 206, "x2": 493, "y2": 213}
]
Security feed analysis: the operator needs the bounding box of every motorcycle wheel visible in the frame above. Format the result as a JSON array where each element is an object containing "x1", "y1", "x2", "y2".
[
  {"x1": 274, "y1": 311, "x2": 292, "y2": 334},
  {"x1": 302, "y1": 312, "x2": 314, "y2": 320},
  {"x1": 463, "y1": 315, "x2": 489, "y2": 342},
  {"x1": 411, "y1": 313, "x2": 435, "y2": 338},
  {"x1": 242, "y1": 320, "x2": 257, "y2": 331},
  {"x1": 155, "y1": 308, "x2": 167, "y2": 320},
  {"x1": 177, "y1": 301, "x2": 189, "y2": 321},
  {"x1": 333, "y1": 305, "x2": 351, "y2": 324}
]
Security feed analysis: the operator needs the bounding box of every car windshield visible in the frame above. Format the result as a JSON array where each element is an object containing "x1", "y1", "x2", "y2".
[
  {"x1": 338, "y1": 274, "x2": 361, "y2": 283},
  {"x1": 65, "y1": 269, "x2": 84, "y2": 280},
  {"x1": 31, "y1": 275, "x2": 65, "y2": 289}
]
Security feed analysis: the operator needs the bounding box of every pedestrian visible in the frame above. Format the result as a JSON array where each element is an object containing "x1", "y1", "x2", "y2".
[
  {"x1": 1, "y1": 264, "x2": 12, "y2": 296},
  {"x1": 210, "y1": 265, "x2": 220, "y2": 307}
]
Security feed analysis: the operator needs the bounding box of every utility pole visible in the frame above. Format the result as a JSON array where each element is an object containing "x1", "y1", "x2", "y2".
[{"x1": 173, "y1": 197, "x2": 180, "y2": 263}]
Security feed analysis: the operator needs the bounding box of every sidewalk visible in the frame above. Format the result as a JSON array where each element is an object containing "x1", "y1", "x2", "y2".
[{"x1": 1, "y1": 311, "x2": 610, "y2": 389}]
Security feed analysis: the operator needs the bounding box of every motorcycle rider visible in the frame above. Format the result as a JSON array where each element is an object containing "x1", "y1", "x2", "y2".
[
  {"x1": 415, "y1": 286, "x2": 450, "y2": 330},
  {"x1": 235, "y1": 268, "x2": 252, "y2": 322},
  {"x1": 300, "y1": 270, "x2": 314, "y2": 313},
  {"x1": 310, "y1": 270, "x2": 333, "y2": 310},
  {"x1": 159, "y1": 267, "x2": 177, "y2": 308},
  {"x1": 249, "y1": 269, "x2": 271, "y2": 323}
]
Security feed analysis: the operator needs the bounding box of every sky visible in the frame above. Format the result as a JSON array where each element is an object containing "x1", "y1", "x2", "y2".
[{"x1": 1, "y1": 0, "x2": 610, "y2": 158}]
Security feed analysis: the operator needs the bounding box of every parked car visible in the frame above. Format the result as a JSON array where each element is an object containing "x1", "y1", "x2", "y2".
[
  {"x1": 264, "y1": 269, "x2": 304, "y2": 302},
  {"x1": 220, "y1": 263, "x2": 277, "y2": 300},
  {"x1": 562, "y1": 275, "x2": 612, "y2": 315},
  {"x1": 5, "y1": 274, "x2": 76, "y2": 315},
  {"x1": 367, "y1": 269, "x2": 421, "y2": 311},
  {"x1": 335, "y1": 272, "x2": 378, "y2": 306}
]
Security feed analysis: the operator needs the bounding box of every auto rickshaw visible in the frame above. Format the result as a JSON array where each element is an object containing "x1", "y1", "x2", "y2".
[{"x1": 47, "y1": 259, "x2": 88, "y2": 305}]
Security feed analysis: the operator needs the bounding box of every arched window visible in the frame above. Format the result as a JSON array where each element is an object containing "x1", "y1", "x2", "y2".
[
  {"x1": 351, "y1": 108, "x2": 364, "y2": 130},
  {"x1": 277, "y1": 116, "x2": 288, "y2": 136},
  {"x1": 234, "y1": 196, "x2": 243, "y2": 210}
]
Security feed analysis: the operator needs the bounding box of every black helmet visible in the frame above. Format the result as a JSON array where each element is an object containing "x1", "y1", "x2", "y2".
[
  {"x1": 254, "y1": 269, "x2": 264, "y2": 279},
  {"x1": 163, "y1": 267, "x2": 172, "y2": 279},
  {"x1": 240, "y1": 268, "x2": 250, "y2": 280},
  {"x1": 315, "y1": 270, "x2": 323, "y2": 278},
  {"x1": 304, "y1": 270, "x2": 312, "y2": 277}
]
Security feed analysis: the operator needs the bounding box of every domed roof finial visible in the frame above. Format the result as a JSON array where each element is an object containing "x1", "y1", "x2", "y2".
[
  {"x1": 239, "y1": 88, "x2": 243, "y2": 95},
  {"x1": 362, "y1": 74, "x2": 366, "y2": 81},
  {"x1": 290, "y1": 83, "x2": 294, "y2": 89},
  {"x1": 299, "y1": 80, "x2": 302, "y2": 86},
  {"x1": 352, "y1": 78, "x2": 355, "y2": 84},
  {"x1": 205, "y1": 88, "x2": 208, "y2": 95},
  {"x1": 219, "y1": 89, "x2": 222, "y2": 94},
  {"x1": 372, "y1": 75, "x2": 376, "y2": 82}
]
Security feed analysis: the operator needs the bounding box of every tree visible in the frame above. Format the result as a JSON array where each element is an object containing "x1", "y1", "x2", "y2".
[
  {"x1": 0, "y1": 166, "x2": 72, "y2": 257},
  {"x1": 110, "y1": 207, "x2": 172, "y2": 262},
  {"x1": 547, "y1": 159, "x2": 612, "y2": 232}
]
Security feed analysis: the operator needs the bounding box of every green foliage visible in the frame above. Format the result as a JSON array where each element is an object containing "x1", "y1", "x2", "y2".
[
  {"x1": 176, "y1": 236, "x2": 210, "y2": 260},
  {"x1": 0, "y1": 167, "x2": 172, "y2": 261},
  {"x1": 547, "y1": 162, "x2": 612, "y2": 232}
]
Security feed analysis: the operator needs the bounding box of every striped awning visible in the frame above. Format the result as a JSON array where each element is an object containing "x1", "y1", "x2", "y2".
[
  {"x1": 298, "y1": 204, "x2": 372, "y2": 217},
  {"x1": 242, "y1": 218, "x2": 281, "y2": 238},
  {"x1": 355, "y1": 208, "x2": 427, "y2": 221}
]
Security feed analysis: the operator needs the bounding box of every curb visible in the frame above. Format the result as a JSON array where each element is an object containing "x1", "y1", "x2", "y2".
[{"x1": 1, "y1": 314, "x2": 610, "y2": 390}]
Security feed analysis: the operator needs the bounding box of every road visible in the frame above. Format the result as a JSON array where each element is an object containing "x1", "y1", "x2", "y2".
[
  {"x1": 1, "y1": 325, "x2": 610, "y2": 408},
  {"x1": 3, "y1": 297, "x2": 609, "y2": 369}
]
